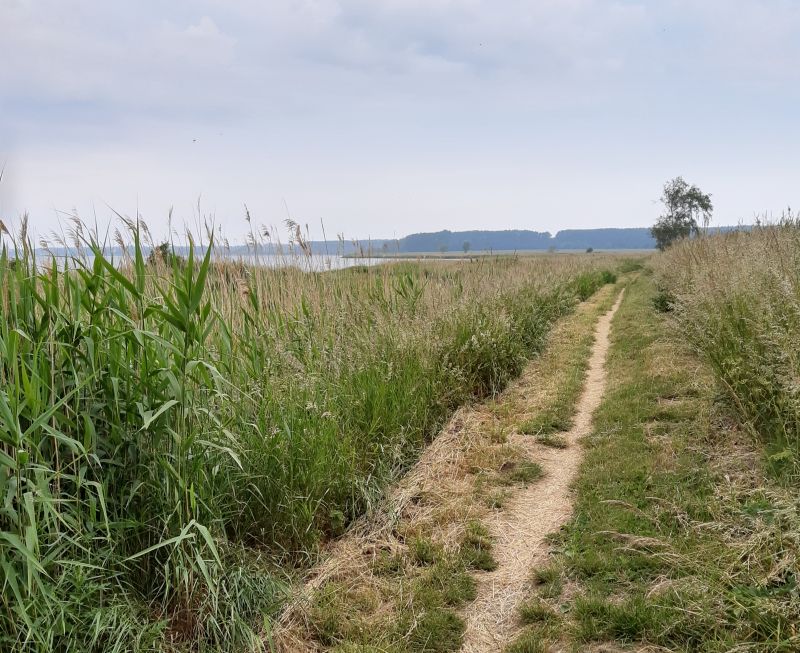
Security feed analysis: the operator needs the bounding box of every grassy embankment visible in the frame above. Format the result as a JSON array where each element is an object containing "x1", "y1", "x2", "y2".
[
  {"x1": 507, "y1": 232, "x2": 800, "y2": 651},
  {"x1": 0, "y1": 220, "x2": 621, "y2": 652}
]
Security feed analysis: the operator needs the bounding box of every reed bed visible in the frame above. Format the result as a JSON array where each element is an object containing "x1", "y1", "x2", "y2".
[
  {"x1": 655, "y1": 222, "x2": 800, "y2": 473},
  {"x1": 0, "y1": 219, "x2": 618, "y2": 652}
]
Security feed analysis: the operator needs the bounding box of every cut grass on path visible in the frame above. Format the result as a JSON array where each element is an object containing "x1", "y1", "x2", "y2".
[{"x1": 508, "y1": 272, "x2": 800, "y2": 652}]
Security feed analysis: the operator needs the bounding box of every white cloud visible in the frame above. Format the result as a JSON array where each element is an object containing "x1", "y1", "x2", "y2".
[{"x1": 2, "y1": 0, "x2": 800, "y2": 238}]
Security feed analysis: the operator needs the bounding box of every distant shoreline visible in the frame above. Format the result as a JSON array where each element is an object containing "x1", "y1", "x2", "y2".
[{"x1": 343, "y1": 248, "x2": 654, "y2": 260}]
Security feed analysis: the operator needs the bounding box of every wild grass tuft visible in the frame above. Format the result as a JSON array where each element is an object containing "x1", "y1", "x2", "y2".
[
  {"x1": 656, "y1": 220, "x2": 800, "y2": 475},
  {"x1": 535, "y1": 433, "x2": 568, "y2": 448}
]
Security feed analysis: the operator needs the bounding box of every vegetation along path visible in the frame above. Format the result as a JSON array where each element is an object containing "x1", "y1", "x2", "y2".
[
  {"x1": 276, "y1": 253, "x2": 800, "y2": 652},
  {"x1": 271, "y1": 279, "x2": 627, "y2": 651},
  {"x1": 460, "y1": 288, "x2": 624, "y2": 651}
]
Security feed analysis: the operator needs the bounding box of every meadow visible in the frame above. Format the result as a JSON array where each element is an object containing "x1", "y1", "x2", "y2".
[{"x1": 0, "y1": 219, "x2": 619, "y2": 652}]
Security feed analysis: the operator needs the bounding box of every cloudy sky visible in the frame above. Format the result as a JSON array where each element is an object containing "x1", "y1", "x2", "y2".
[{"x1": 1, "y1": 0, "x2": 799, "y2": 242}]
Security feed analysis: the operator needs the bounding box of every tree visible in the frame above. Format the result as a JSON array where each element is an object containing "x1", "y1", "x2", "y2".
[
  {"x1": 462, "y1": 241, "x2": 471, "y2": 254},
  {"x1": 586, "y1": 247, "x2": 594, "y2": 253},
  {"x1": 651, "y1": 177, "x2": 713, "y2": 251}
]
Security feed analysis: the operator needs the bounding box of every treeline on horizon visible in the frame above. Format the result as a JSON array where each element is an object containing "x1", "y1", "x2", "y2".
[
  {"x1": 40, "y1": 226, "x2": 752, "y2": 259},
  {"x1": 301, "y1": 227, "x2": 660, "y2": 255},
  {"x1": 393, "y1": 228, "x2": 656, "y2": 252},
  {"x1": 360, "y1": 226, "x2": 752, "y2": 254}
]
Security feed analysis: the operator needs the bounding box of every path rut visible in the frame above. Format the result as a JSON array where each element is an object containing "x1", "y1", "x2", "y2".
[{"x1": 459, "y1": 289, "x2": 625, "y2": 652}]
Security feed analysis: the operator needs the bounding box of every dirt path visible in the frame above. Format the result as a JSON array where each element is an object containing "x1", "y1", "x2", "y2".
[{"x1": 459, "y1": 289, "x2": 625, "y2": 652}]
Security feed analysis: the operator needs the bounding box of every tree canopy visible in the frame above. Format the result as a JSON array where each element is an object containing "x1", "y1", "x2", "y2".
[{"x1": 651, "y1": 177, "x2": 713, "y2": 251}]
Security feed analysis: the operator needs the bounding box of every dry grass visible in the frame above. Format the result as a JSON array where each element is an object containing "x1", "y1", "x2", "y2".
[{"x1": 654, "y1": 223, "x2": 800, "y2": 474}]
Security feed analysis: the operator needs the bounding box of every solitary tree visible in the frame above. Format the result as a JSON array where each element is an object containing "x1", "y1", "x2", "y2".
[
  {"x1": 462, "y1": 241, "x2": 471, "y2": 254},
  {"x1": 651, "y1": 177, "x2": 713, "y2": 251}
]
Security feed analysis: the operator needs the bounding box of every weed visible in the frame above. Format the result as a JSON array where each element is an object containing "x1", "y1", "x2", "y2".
[
  {"x1": 497, "y1": 460, "x2": 544, "y2": 486},
  {"x1": 651, "y1": 287, "x2": 674, "y2": 312},
  {"x1": 535, "y1": 433, "x2": 568, "y2": 448},
  {"x1": 408, "y1": 608, "x2": 465, "y2": 652},
  {"x1": 655, "y1": 224, "x2": 800, "y2": 471},
  {"x1": 459, "y1": 521, "x2": 498, "y2": 571}
]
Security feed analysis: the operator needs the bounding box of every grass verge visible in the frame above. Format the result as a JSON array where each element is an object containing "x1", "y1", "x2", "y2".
[{"x1": 509, "y1": 272, "x2": 800, "y2": 652}]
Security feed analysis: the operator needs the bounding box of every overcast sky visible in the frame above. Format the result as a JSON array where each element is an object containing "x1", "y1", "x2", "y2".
[{"x1": 2, "y1": 0, "x2": 799, "y2": 242}]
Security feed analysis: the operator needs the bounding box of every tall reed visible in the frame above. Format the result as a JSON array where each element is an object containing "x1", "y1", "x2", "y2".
[{"x1": 0, "y1": 219, "x2": 618, "y2": 651}]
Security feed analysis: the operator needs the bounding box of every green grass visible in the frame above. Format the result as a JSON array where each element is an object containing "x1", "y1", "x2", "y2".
[
  {"x1": 504, "y1": 600, "x2": 561, "y2": 653},
  {"x1": 519, "y1": 409, "x2": 572, "y2": 435},
  {"x1": 459, "y1": 521, "x2": 498, "y2": 572},
  {"x1": 518, "y1": 598, "x2": 558, "y2": 625},
  {"x1": 0, "y1": 218, "x2": 621, "y2": 651},
  {"x1": 504, "y1": 630, "x2": 550, "y2": 653},
  {"x1": 413, "y1": 560, "x2": 477, "y2": 608},
  {"x1": 411, "y1": 537, "x2": 439, "y2": 566},
  {"x1": 495, "y1": 459, "x2": 544, "y2": 487},
  {"x1": 307, "y1": 526, "x2": 494, "y2": 651},
  {"x1": 510, "y1": 272, "x2": 800, "y2": 651},
  {"x1": 407, "y1": 609, "x2": 465, "y2": 652},
  {"x1": 305, "y1": 517, "x2": 506, "y2": 650}
]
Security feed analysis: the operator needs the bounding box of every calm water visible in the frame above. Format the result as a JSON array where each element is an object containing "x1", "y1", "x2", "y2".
[
  {"x1": 42, "y1": 252, "x2": 386, "y2": 271},
  {"x1": 224, "y1": 253, "x2": 385, "y2": 270}
]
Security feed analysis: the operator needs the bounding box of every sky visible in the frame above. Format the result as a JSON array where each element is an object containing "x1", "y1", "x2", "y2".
[{"x1": 2, "y1": 0, "x2": 799, "y2": 243}]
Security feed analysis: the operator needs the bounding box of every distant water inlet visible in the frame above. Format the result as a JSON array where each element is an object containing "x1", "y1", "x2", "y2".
[{"x1": 41, "y1": 251, "x2": 387, "y2": 271}]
